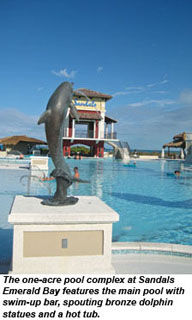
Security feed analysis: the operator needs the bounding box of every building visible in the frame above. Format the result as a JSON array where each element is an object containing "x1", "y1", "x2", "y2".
[
  {"x1": 161, "y1": 132, "x2": 187, "y2": 159},
  {"x1": 0, "y1": 135, "x2": 47, "y2": 155},
  {"x1": 63, "y1": 88, "x2": 119, "y2": 157}
]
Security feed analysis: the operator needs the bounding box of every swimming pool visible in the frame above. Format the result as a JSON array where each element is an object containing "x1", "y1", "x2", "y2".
[{"x1": 0, "y1": 158, "x2": 192, "y2": 262}]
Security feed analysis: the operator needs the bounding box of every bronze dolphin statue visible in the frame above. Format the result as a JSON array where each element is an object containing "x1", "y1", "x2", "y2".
[{"x1": 37, "y1": 81, "x2": 80, "y2": 206}]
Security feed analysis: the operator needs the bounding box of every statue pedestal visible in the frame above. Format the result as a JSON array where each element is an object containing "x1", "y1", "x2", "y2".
[
  {"x1": 30, "y1": 156, "x2": 49, "y2": 178},
  {"x1": 8, "y1": 196, "x2": 119, "y2": 274}
]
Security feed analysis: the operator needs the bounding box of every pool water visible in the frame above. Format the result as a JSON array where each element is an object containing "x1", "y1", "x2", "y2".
[
  {"x1": 66, "y1": 159, "x2": 192, "y2": 245},
  {"x1": 0, "y1": 158, "x2": 192, "y2": 262}
]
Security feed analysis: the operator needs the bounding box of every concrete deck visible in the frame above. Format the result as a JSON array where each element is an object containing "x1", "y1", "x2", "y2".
[
  {"x1": 112, "y1": 254, "x2": 192, "y2": 274},
  {"x1": 1, "y1": 253, "x2": 191, "y2": 274},
  {"x1": 111, "y1": 241, "x2": 192, "y2": 274},
  {"x1": 1, "y1": 241, "x2": 192, "y2": 274},
  {"x1": 0, "y1": 160, "x2": 30, "y2": 170},
  {"x1": 0, "y1": 164, "x2": 29, "y2": 170}
]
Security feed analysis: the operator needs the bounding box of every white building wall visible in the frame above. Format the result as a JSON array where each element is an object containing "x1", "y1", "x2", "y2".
[
  {"x1": 100, "y1": 111, "x2": 105, "y2": 139},
  {"x1": 63, "y1": 110, "x2": 70, "y2": 137},
  {"x1": 62, "y1": 96, "x2": 110, "y2": 140}
]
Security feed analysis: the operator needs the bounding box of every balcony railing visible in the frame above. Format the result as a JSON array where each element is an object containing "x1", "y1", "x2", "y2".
[
  {"x1": 63, "y1": 129, "x2": 117, "y2": 139},
  {"x1": 75, "y1": 130, "x2": 94, "y2": 138},
  {"x1": 104, "y1": 132, "x2": 117, "y2": 139}
]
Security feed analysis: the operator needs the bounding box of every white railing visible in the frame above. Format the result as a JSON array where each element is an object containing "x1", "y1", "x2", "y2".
[{"x1": 63, "y1": 129, "x2": 117, "y2": 139}]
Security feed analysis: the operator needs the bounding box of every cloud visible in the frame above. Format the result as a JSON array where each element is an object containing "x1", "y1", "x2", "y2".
[
  {"x1": 52, "y1": 68, "x2": 77, "y2": 79},
  {"x1": 97, "y1": 66, "x2": 103, "y2": 73},
  {"x1": 112, "y1": 91, "x2": 133, "y2": 97},
  {"x1": 153, "y1": 90, "x2": 167, "y2": 94},
  {"x1": 113, "y1": 77, "x2": 169, "y2": 98},
  {"x1": 160, "y1": 79, "x2": 168, "y2": 85},
  {"x1": 0, "y1": 108, "x2": 45, "y2": 140},
  {"x1": 126, "y1": 101, "x2": 147, "y2": 107},
  {"x1": 127, "y1": 99, "x2": 175, "y2": 108},
  {"x1": 179, "y1": 89, "x2": 192, "y2": 105},
  {"x1": 146, "y1": 83, "x2": 157, "y2": 88},
  {"x1": 113, "y1": 86, "x2": 145, "y2": 97},
  {"x1": 37, "y1": 87, "x2": 44, "y2": 92},
  {"x1": 145, "y1": 78, "x2": 168, "y2": 88},
  {"x1": 125, "y1": 86, "x2": 145, "y2": 91},
  {"x1": 109, "y1": 102, "x2": 192, "y2": 149}
]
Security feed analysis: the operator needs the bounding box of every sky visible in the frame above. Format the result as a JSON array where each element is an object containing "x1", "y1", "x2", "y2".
[{"x1": 0, "y1": 0, "x2": 192, "y2": 149}]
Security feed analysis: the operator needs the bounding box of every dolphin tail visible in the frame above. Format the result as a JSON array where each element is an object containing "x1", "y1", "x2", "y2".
[
  {"x1": 72, "y1": 177, "x2": 90, "y2": 183},
  {"x1": 50, "y1": 169, "x2": 89, "y2": 184},
  {"x1": 50, "y1": 168, "x2": 72, "y2": 183},
  {"x1": 37, "y1": 110, "x2": 51, "y2": 125}
]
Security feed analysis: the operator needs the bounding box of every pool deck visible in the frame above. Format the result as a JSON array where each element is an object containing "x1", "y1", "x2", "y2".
[
  {"x1": 1, "y1": 255, "x2": 191, "y2": 274},
  {"x1": 0, "y1": 164, "x2": 29, "y2": 170},
  {"x1": 0, "y1": 159, "x2": 30, "y2": 170},
  {"x1": 112, "y1": 254, "x2": 192, "y2": 274},
  {"x1": 1, "y1": 242, "x2": 191, "y2": 274},
  {"x1": 111, "y1": 242, "x2": 192, "y2": 274}
]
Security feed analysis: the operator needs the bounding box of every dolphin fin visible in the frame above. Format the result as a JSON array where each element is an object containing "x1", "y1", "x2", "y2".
[
  {"x1": 70, "y1": 103, "x2": 79, "y2": 122},
  {"x1": 37, "y1": 110, "x2": 51, "y2": 125}
]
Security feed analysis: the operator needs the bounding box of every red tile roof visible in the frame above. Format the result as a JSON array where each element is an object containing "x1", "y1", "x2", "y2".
[{"x1": 70, "y1": 111, "x2": 102, "y2": 120}]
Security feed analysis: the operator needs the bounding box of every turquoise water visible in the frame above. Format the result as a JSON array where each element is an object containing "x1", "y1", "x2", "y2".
[
  {"x1": 65, "y1": 159, "x2": 192, "y2": 245},
  {"x1": 0, "y1": 158, "x2": 192, "y2": 262}
]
